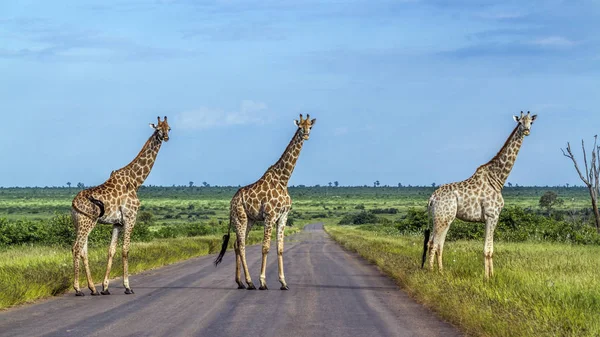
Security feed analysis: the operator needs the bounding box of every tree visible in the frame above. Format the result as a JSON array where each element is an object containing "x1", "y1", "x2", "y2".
[
  {"x1": 138, "y1": 211, "x2": 155, "y2": 225},
  {"x1": 189, "y1": 181, "x2": 194, "y2": 188},
  {"x1": 202, "y1": 181, "x2": 210, "y2": 187},
  {"x1": 77, "y1": 182, "x2": 84, "y2": 189},
  {"x1": 334, "y1": 181, "x2": 339, "y2": 187},
  {"x1": 561, "y1": 136, "x2": 600, "y2": 233},
  {"x1": 431, "y1": 182, "x2": 436, "y2": 188},
  {"x1": 328, "y1": 182, "x2": 332, "y2": 187},
  {"x1": 507, "y1": 182, "x2": 513, "y2": 187},
  {"x1": 566, "y1": 183, "x2": 570, "y2": 188},
  {"x1": 398, "y1": 183, "x2": 403, "y2": 188},
  {"x1": 66, "y1": 182, "x2": 71, "y2": 188},
  {"x1": 374, "y1": 180, "x2": 380, "y2": 187},
  {"x1": 539, "y1": 191, "x2": 563, "y2": 214}
]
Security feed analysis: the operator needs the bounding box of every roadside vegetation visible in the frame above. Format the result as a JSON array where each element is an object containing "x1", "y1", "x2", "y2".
[
  {"x1": 0, "y1": 227, "x2": 301, "y2": 309},
  {"x1": 326, "y1": 225, "x2": 600, "y2": 337},
  {"x1": 1, "y1": 185, "x2": 599, "y2": 336}
]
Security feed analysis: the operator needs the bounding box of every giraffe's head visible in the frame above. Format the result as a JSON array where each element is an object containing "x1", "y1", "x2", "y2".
[
  {"x1": 513, "y1": 111, "x2": 537, "y2": 136},
  {"x1": 294, "y1": 114, "x2": 316, "y2": 140},
  {"x1": 149, "y1": 116, "x2": 171, "y2": 142}
]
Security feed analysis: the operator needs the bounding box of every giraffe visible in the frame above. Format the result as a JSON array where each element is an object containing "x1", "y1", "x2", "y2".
[
  {"x1": 214, "y1": 114, "x2": 316, "y2": 290},
  {"x1": 422, "y1": 111, "x2": 537, "y2": 280},
  {"x1": 70, "y1": 116, "x2": 171, "y2": 296}
]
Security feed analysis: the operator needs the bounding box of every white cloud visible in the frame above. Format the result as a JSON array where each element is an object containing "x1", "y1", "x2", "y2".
[
  {"x1": 532, "y1": 36, "x2": 576, "y2": 48},
  {"x1": 175, "y1": 100, "x2": 269, "y2": 129}
]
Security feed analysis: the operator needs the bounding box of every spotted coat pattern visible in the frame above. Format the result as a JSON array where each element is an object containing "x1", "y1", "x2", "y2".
[
  {"x1": 224, "y1": 114, "x2": 315, "y2": 290},
  {"x1": 70, "y1": 117, "x2": 170, "y2": 296},
  {"x1": 426, "y1": 112, "x2": 537, "y2": 280}
]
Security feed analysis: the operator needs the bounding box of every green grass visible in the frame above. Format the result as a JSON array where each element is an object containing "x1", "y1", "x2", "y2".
[
  {"x1": 0, "y1": 226, "x2": 301, "y2": 310},
  {"x1": 325, "y1": 225, "x2": 600, "y2": 337},
  {"x1": 0, "y1": 186, "x2": 591, "y2": 224}
]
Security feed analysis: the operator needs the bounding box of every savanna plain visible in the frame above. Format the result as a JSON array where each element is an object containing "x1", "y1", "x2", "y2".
[{"x1": 1, "y1": 185, "x2": 599, "y2": 337}]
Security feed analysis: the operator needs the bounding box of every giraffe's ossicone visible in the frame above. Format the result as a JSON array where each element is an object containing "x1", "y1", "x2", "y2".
[
  {"x1": 70, "y1": 116, "x2": 171, "y2": 296},
  {"x1": 214, "y1": 114, "x2": 316, "y2": 291},
  {"x1": 422, "y1": 111, "x2": 537, "y2": 280}
]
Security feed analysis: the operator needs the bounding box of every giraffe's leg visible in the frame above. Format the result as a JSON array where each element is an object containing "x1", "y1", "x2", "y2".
[
  {"x1": 101, "y1": 225, "x2": 121, "y2": 295},
  {"x1": 81, "y1": 239, "x2": 99, "y2": 295},
  {"x1": 276, "y1": 212, "x2": 289, "y2": 290},
  {"x1": 259, "y1": 216, "x2": 275, "y2": 290},
  {"x1": 427, "y1": 220, "x2": 441, "y2": 271},
  {"x1": 72, "y1": 213, "x2": 95, "y2": 296},
  {"x1": 233, "y1": 240, "x2": 245, "y2": 289},
  {"x1": 122, "y1": 202, "x2": 139, "y2": 295},
  {"x1": 434, "y1": 223, "x2": 452, "y2": 273},
  {"x1": 235, "y1": 214, "x2": 255, "y2": 290},
  {"x1": 429, "y1": 198, "x2": 457, "y2": 273},
  {"x1": 483, "y1": 215, "x2": 499, "y2": 280},
  {"x1": 122, "y1": 223, "x2": 135, "y2": 294},
  {"x1": 234, "y1": 221, "x2": 254, "y2": 289},
  {"x1": 428, "y1": 214, "x2": 455, "y2": 273}
]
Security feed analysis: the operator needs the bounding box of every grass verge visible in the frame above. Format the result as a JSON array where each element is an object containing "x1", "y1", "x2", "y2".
[
  {"x1": 0, "y1": 226, "x2": 301, "y2": 310},
  {"x1": 325, "y1": 225, "x2": 600, "y2": 337}
]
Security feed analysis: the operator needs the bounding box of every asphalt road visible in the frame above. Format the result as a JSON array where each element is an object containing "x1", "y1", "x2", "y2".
[{"x1": 0, "y1": 223, "x2": 461, "y2": 337}]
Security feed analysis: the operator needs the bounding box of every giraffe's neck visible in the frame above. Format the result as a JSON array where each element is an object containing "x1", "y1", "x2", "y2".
[
  {"x1": 120, "y1": 132, "x2": 163, "y2": 189},
  {"x1": 267, "y1": 129, "x2": 304, "y2": 185},
  {"x1": 482, "y1": 125, "x2": 524, "y2": 190}
]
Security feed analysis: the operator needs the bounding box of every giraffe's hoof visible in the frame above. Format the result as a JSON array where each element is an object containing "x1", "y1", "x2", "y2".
[
  {"x1": 91, "y1": 291, "x2": 100, "y2": 296},
  {"x1": 280, "y1": 285, "x2": 289, "y2": 290},
  {"x1": 75, "y1": 291, "x2": 84, "y2": 297},
  {"x1": 259, "y1": 285, "x2": 268, "y2": 290},
  {"x1": 101, "y1": 290, "x2": 111, "y2": 295},
  {"x1": 246, "y1": 283, "x2": 256, "y2": 290},
  {"x1": 237, "y1": 284, "x2": 246, "y2": 289},
  {"x1": 124, "y1": 288, "x2": 135, "y2": 295}
]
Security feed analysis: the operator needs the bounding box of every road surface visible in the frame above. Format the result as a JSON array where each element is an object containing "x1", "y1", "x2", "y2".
[{"x1": 0, "y1": 223, "x2": 461, "y2": 337}]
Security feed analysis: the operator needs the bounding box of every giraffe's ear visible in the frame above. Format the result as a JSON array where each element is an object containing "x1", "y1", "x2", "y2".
[
  {"x1": 294, "y1": 119, "x2": 300, "y2": 127},
  {"x1": 531, "y1": 114, "x2": 537, "y2": 121},
  {"x1": 310, "y1": 118, "x2": 316, "y2": 126},
  {"x1": 149, "y1": 123, "x2": 157, "y2": 129},
  {"x1": 513, "y1": 115, "x2": 520, "y2": 123}
]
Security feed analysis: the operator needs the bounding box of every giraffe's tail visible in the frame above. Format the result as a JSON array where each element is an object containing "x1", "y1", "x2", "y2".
[
  {"x1": 421, "y1": 229, "x2": 431, "y2": 269},
  {"x1": 214, "y1": 232, "x2": 230, "y2": 267},
  {"x1": 88, "y1": 196, "x2": 105, "y2": 218},
  {"x1": 421, "y1": 197, "x2": 434, "y2": 268},
  {"x1": 71, "y1": 194, "x2": 105, "y2": 220}
]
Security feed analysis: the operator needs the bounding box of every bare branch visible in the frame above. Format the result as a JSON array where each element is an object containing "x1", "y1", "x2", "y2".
[
  {"x1": 582, "y1": 139, "x2": 591, "y2": 183},
  {"x1": 595, "y1": 137, "x2": 600, "y2": 197},
  {"x1": 562, "y1": 142, "x2": 591, "y2": 186},
  {"x1": 562, "y1": 136, "x2": 600, "y2": 233}
]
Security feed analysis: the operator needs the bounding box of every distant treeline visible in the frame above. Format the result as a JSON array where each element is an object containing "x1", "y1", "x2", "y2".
[{"x1": 0, "y1": 185, "x2": 591, "y2": 201}]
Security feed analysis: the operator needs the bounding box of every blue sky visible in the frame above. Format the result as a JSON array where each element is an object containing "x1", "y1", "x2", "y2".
[{"x1": 1, "y1": 0, "x2": 599, "y2": 187}]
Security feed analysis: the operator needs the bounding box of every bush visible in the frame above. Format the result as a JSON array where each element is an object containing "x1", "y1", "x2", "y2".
[
  {"x1": 392, "y1": 206, "x2": 600, "y2": 244},
  {"x1": 396, "y1": 208, "x2": 428, "y2": 233},
  {"x1": 371, "y1": 208, "x2": 399, "y2": 214},
  {"x1": 155, "y1": 225, "x2": 181, "y2": 239},
  {"x1": 0, "y1": 212, "x2": 157, "y2": 248},
  {"x1": 539, "y1": 191, "x2": 564, "y2": 214},
  {"x1": 339, "y1": 211, "x2": 379, "y2": 225}
]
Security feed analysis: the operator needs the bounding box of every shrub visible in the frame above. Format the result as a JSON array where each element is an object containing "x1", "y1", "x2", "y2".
[
  {"x1": 393, "y1": 206, "x2": 600, "y2": 244},
  {"x1": 396, "y1": 208, "x2": 428, "y2": 233},
  {"x1": 339, "y1": 211, "x2": 379, "y2": 225},
  {"x1": 155, "y1": 226, "x2": 180, "y2": 239},
  {"x1": 539, "y1": 191, "x2": 564, "y2": 214},
  {"x1": 371, "y1": 208, "x2": 399, "y2": 214}
]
